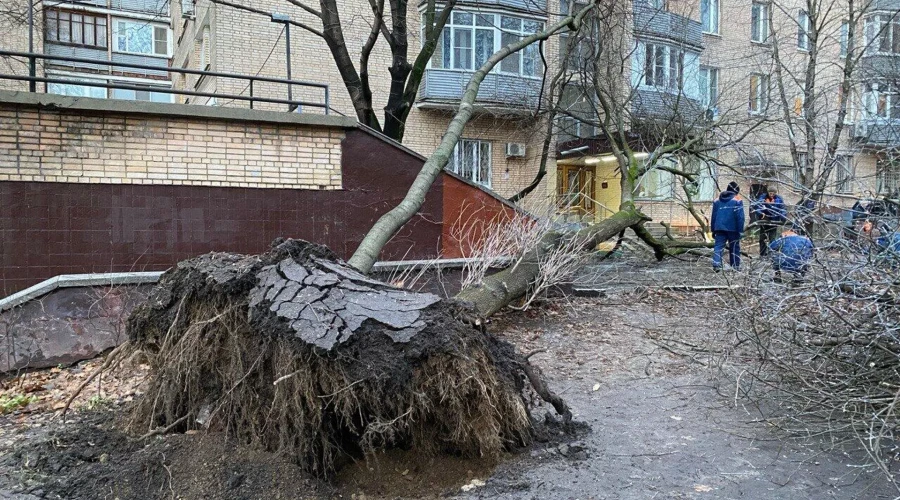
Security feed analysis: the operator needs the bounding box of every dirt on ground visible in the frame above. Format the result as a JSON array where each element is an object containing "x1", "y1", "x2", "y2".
[{"x1": 1, "y1": 285, "x2": 897, "y2": 499}]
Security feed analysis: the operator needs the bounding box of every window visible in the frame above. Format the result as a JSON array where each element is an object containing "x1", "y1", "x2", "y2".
[
  {"x1": 45, "y1": 10, "x2": 107, "y2": 48},
  {"x1": 749, "y1": 73, "x2": 769, "y2": 114},
  {"x1": 557, "y1": 164, "x2": 595, "y2": 213},
  {"x1": 48, "y1": 81, "x2": 107, "y2": 99},
  {"x1": 448, "y1": 139, "x2": 491, "y2": 187},
  {"x1": 699, "y1": 66, "x2": 719, "y2": 111},
  {"x1": 429, "y1": 12, "x2": 542, "y2": 78},
  {"x1": 863, "y1": 83, "x2": 900, "y2": 119},
  {"x1": 834, "y1": 155, "x2": 853, "y2": 193},
  {"x1": 877, "y1": 158, "x2": 900, "y2": 194},
  {"x1": 798, "y1": 10, "x2": 810, "y2": 50},
  {"x1": 794, "y1": 152, "x2": 813, "y2": 189},
  {"x1": 643, "y1": 43, "x2": 683, "y2": 91},
  {"x1": 557, "y1": 86, "x2": 595, "y2": 142},
  {"x1": 701, "y1": 0, "x2": 719, "y2": 35},
  {"x1": 500, "y1": 17, "x2": 543, "y2": 76},
  {"x1": 635, "y1": 161, "x2": 675, "y2": 200},
  {"x1": 865, "y1": 14, "x2": 900, "y2": 55},
  {"x1": 682, "y1": 158, "x2": 716, "y2": 201},
  {"x1": 840, "y1": 21, "x2": 849, "y2": 57},
  {"x1": 751, "y1": 2, "x2": 770, "y2": 43},
  {"x1": 646, "y1": 0, "x2": 665, "y2": 9},
  {"x1": 111, "y1": 88, "x2": 173, "y2": 103},
  {"x1": 113, "y1": 20, "x2": 169, "y2": 56}
]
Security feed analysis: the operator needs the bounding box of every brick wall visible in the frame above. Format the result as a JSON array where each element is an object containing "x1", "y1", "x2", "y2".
[
  {"x1": 0, "y1": 92, "x2": 347, "y2": 189},
  {"x1": 0, "y1": 127, "x2": 447, "y2": 295}
]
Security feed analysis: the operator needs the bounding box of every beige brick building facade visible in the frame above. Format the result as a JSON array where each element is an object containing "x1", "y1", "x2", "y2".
[{"x1": 0, "y1": 92, "x2": 349, "y2": 189}]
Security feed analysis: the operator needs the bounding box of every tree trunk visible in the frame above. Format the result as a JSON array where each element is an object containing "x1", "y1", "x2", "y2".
[
  {"x1": 347, "y1": 4, "x2": 594, "y2": 273},
  {"x1": 454, "y1": 209, "x2": 645, "y2": 317}
]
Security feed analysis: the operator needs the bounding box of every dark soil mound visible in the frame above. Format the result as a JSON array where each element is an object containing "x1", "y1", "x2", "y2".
[
  {"x1": 126, "y1": 239, "x2": 560, "y2": 476},
  {"x1": 1, "y1": 412, "x2": 325, "y2": 499}
]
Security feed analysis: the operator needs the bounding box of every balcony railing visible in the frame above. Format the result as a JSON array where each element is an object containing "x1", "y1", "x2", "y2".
[
  {"x1": 851, "y1": 120, "x2": 900, "y2": 147},
  {"x1": 0, "y1": 50, "x2": 330, "y2": 113},
  {"x1": 632, "y1": 4, "x2": 703, "y2": 50},
  {"x1": 418, "y1": 68, "x2": 541, "y2": 109},
  {"x1": 631, "y1": 88, "x2": 706, "y2": 123}
]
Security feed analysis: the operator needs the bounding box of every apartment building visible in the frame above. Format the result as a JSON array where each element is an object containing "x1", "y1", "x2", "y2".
[
  {"x1": 1, "y1": 0, "x2": 177, "y2": 101},
  {"x1": 551, "y1": 0, "x2": 900, "y2": 229}
]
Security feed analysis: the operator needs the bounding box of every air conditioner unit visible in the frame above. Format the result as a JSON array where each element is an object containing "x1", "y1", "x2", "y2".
[
  {"x1": 506, "y1": 142, "x2": 526, "y2": 158},
  {"x1": 853, "y1": 122, "x2": 868, "y2": 139},
  {"x1": 182, "y1": 0, "x2": 196, "y2": 19}
]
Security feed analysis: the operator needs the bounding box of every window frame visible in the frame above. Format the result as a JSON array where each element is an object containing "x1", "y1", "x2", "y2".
[
  {"x1": 425, "y1": 10, "x2": 544, "y2": 79},
  {"x1": 112, "y1": 19, "x2": 171, "y2": 57},
  {"x1": 834, "y1": 155, "x2": 854, "y2": 194},
  {"x1": 751, "y1": 2, "x2": 770, "y2": 44},
  {"x1": 448, "y1": 138, "x2": 492, "y2": 188},
  {"x1": 877, "y1": 158, "x2": 900, "y2": 194},
  {"x1": 797, "y1": 9, "x2": 810, "y2": 50},
  {"x1": 749, "y1": 73, "x2": 769, "y2": 114},
  {"x1": 840, "y1": 20, "x2": 849, "y2": 57},
  {"x1": 865, "y1": 14, "x2": 900, "y2": 55},
  {"x1": 863, "y1": 82, "x2": 900, "y2": 120},
  {"x1": 634, "y1": 159, "x2": 676, "y2": 201},
  {"x1": 47, "y1": 78, "x2": 108, "y2": 99},
  {"x1": 45, "y1": 9, "x2": 108, "y2": 49},
  {"x1": 642, "y1": 43, "x2": 684, "y2": 92},
  {"x1": 699, "y1": 65, "x2": 719, "y2": 112},
  {"x1": 701, "y1": 0, "x2": 719, "y2": 35},
  {"x1": 793, "y1": 151, "x2": 814, "y2": 190}
]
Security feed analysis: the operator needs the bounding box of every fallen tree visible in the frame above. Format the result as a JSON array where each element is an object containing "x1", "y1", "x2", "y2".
[
  {"x1": 456, "y1": 209, "x2": 646, "y2": 317},
  {"x1": 126, "y1": 239, "x2": 568, "y2": 476}
]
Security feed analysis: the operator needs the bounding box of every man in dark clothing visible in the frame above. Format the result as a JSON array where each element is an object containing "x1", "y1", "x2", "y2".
[
  {"x1": 768, "y1": 225, "x2": 814, "y2": 283},
  {"x1": 755, "y1": 187, "x2": 787, "y2": 256},
  {"x1": 711, "y1": 181, "x2": 746, "y2": 271}
]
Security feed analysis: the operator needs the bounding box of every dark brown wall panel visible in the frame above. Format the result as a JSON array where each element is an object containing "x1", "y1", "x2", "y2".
[{"x1": 0, "y1": 129, "x2": 443, "y2": 295}]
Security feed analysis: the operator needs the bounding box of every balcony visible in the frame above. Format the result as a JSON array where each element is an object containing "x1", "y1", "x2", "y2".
[
  {"x1": 110, "y1": 0, "x2": 170, "y2": 16},
  {"x1": 46, "y1": 43, "x2": 169, "y2": 78},
  {"x1": 418, "y1": 68, "x2": 541, "y2": 110},
  {"x1": 632, "y1": 4, "x2": 703, "y2": 50},
  {"x1": 859, "y1": 54, "x2": 900, "y2": 80},
  {"x1": 631, "y1": 88, "x2": 705, "y2": 123},
  {"x1": 870, "y1": 0, "x2": 900, "y2": 10},
  {"x1": 851, "y1": 121, "x2": 900, "y2": 148}
]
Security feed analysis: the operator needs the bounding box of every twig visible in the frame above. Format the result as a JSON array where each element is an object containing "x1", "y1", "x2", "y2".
[
  {"x1": 138, "y1": 415, "x2": 189, "y2": 441},
  {"x1": 59, "y1": 342, "x2": 130, "y2": 419}
]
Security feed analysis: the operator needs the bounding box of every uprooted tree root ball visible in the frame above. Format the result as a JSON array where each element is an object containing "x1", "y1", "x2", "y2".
[{"x1": 125, "y1": 239, "x2": 570, "y2": 476}]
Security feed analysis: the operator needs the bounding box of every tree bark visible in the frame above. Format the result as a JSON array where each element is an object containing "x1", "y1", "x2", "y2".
[
  {"x1": 454, "y1": 209, "x2": 645, "y2": 317},
  {"x1": 348, "y1": 4, "x2": 595, "y2": 273}
]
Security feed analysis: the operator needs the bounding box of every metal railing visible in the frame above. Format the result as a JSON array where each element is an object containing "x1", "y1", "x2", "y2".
[{"x1": 0, "y1": 50, "x2": 330, "y2": 113}]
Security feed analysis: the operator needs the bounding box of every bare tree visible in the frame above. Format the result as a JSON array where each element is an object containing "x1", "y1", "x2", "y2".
[
  {"x1": 209, "y1": 0, "x2": 455, "y2": 141},
  {"x1": 766, "y1": 0, "x2": 874, "y2": 215}
]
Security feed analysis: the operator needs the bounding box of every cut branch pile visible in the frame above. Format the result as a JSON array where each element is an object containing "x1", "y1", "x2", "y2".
[
  {"x1": 727, "y1": 255, "x2": 900, "y2": 485},
  {"x1": 126, "y1": 239, "x2": 566, "y2": 476}
]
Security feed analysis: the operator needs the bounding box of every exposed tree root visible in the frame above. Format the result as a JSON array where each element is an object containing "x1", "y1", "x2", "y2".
[
  {"x1": 125, "y1": 239, "x2": 569, "y2": 476},
  {"x1": 59, "y1": 341, "x2": 131, "y2": 419}
]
